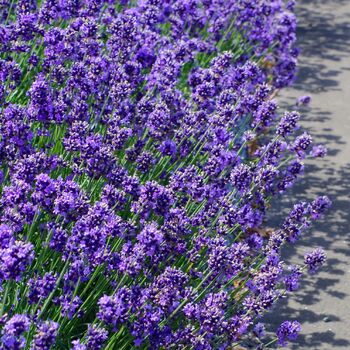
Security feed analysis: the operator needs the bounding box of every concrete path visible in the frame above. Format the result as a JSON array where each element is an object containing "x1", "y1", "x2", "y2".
[{"x1": 264, "y1": 0, "x2": 350, "y2": 349}]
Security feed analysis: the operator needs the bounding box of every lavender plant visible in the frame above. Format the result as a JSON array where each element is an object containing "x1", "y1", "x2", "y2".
[{"x1": 0, "y1": 1, "x2": 330, "y2": 349}]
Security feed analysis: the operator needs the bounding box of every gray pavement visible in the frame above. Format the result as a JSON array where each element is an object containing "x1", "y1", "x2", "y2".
[{"x1": 263, "y1": 0, "x2": 350, "y2": 349}]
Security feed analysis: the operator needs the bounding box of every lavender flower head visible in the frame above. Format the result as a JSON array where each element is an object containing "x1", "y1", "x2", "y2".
[
  {"x1": 1, "y1": 314, "x2": 30, "y2": 349},
  {"x1": 304, "y1": 248, "x2": 327, "y2": 274},
  {"x1": 253, "y1": 323, "x2": 266, "y2": 339},
  {"x1": 310, "y1": 144, "x2": 327, "y2": 158},
  {"x1": 276, "y1": 320, "x2": 301, "y2": 346},
  {"x1": 297, "y1": 95, "x2": 311, "y2": 106},
  {"x1": 31, "y1": 321, "x2": 59, "y2": 350},
  {"x1": 277, "y1": 111, "x2": 300, "y2": 137}
]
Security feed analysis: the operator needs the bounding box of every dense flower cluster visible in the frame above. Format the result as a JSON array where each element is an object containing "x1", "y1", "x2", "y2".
[
  {"x1": 0, "y1": 1, "x2": 330, "y2": 349},
  {"x1": 276, "y1": 320, "x2": 302, "y2": 346}
]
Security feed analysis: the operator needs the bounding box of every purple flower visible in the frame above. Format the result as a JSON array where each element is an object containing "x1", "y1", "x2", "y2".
[
  {"x1": 101, "y1": 185, "x2": 126, "y2": 210},
  {"x1": 133, "y1": 181, "x2": 174, "y2": 218},
  {"x1": 284, "y1": 265, "x2": 302, "y2": 292},
  {"x1": 97, "y1": 288, "x2": 131, "y2": 329},
  {"x1": 136, "y1": 151, "x2": 155, "y2": 173},
  {"x1": 308, "y1": 196, "x2": 332, "y2": 220},
  {"x1": 148, "y1": 267, "x2": 189, "y2": 312},
  {"x1": 310, "y1": 144, "x2": 327, "y2": 158},
  {"x1": 3, "y1": 315, "x2": 30, "y2": 336},
  {"x1": 230, "y1": 163, "x2": 252, "y2": 193},
  {"x1": 297, "y1": 95, "x2": 311, "y2": 106},
  {"x1": 32, "y1": 321, "x2": 59, "y2": 350},
  {"x1": 86, "y1": 324, "x2": 108, "y2": 350},
  {"x1": 253, "y1": 100, "x2": 277, "y2": 127},
  {"x1": 287, "y1": 1, "x2": 296, "y2": 11},
  {"x1": 276, "y1": 111, "x2": 300, "y2": 137},
  {"x1": 0, "y1": 224, "x2": 13, "y2": 249},
  {"x1": 1, "y1": 314, "x2": 30, "y2": 349},
  {"x1": 304, "y1": 249, "x2": 326, "y2": 274},
  {"x1": 159, "y1": 140, "x2": 177, "y2": 157},
  {"x1": 71, "y1": 340, "x2": 87, "y2": 350},
  {"x1": 276, "y1": 320, "x2": 301, "y2": 346},
  {"x1": 27, "y1": 74, "x2": 54, "y2": 123},
  {"x1": 60, "y1": 296, "x2": 82, "y2": 320},
  {"x1": 292, "y1": 132, "x2": 312, "y2": 157},
  {"x1": 32, "y1": 174, "x2": 57, "y2": 209},
  {"x1": 0, "y1": 240, "x2": 34, "y2": 281},
  {"x1": 137, "y1": 222, "x2": 164, "y2": 257},
  {"x1": 28, "y1": 272, "x2": 57, "y2": 304},
  {"x1": 146, "y1": 101, "x2": 171, "y2": 139},
  {"x1": 253, "y1": 323, "x2": 266, "y2": 338},
  {"x1": 48, "y1": 224, "x2": 68, "y2": 253}
]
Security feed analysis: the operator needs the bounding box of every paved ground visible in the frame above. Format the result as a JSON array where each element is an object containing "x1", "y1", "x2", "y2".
[{"x1": 263, "y1": 0, "x2": 350, "y2": 349}]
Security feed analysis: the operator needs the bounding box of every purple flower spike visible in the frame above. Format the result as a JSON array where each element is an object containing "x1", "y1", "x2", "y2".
[
  {"x1": 276, "y1": 320, "x2": 301, "y2": 346},
  {"x1": 276, "y1": 111, "x2": 300, "y2": 137},
  {"x1": 159, "y1": 140, "x2": 177, "y2": 157},
  {"x1": 308, "y1": 196, "x2": 332, "y2": 220},
  {"x1": 253, "y1": 323, "x2": 266, "y2": 339},
  {"x1": 284, "y1": 265, "x2": 303, "y2": 292},
  {"x1": 1, "y1": 314, "x2": 31, "y2": 349},
  {"x1": 310, "y1": 144, "x2": 327, "y2": 158},
  {"x1": 32, "y1": 321, "x2": 59, "y2": 350},
  {"x1": 297, "y1": 95, "x2": 311, "y2": 106},
  {"x1": 304, "y1": 248, "x2": 327, "y2": 274}
]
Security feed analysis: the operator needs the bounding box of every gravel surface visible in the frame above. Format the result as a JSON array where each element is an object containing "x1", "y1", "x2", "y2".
[{"x1": 263, "y1": 0, "x2": 350, "y2": 349}]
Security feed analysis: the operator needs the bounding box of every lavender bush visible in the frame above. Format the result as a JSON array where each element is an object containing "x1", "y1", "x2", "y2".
[{"x1": 0, "y1": 1, "x2": 331, "y2": 349}]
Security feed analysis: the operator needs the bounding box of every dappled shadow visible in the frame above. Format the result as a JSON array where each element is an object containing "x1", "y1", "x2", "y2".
[{"x1": 293, "y1": 1, "x2": 350, "y2": 93}]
